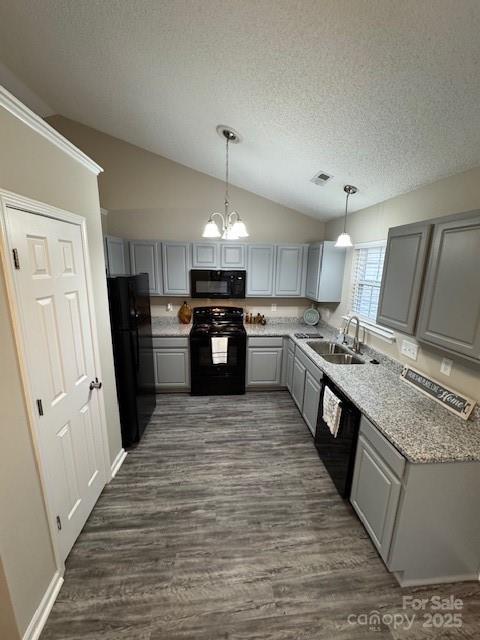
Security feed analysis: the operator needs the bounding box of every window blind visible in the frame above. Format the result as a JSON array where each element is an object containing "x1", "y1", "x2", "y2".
[{"x1": 350, "y1": 244, "x2": 386, "y2": 322}]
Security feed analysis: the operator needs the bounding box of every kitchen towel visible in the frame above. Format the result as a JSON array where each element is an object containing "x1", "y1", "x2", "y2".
[
  {"x1": 322, "y1": 386, "x2": 342, "y2": 437},
  {"x1": 211, "y1": 336, "x2": 228, "y2": 365}
]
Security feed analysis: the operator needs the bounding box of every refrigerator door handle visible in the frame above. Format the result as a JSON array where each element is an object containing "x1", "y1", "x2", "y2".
[{"x1": 135, "y1": 327, "x2": 140, "y2": 371}]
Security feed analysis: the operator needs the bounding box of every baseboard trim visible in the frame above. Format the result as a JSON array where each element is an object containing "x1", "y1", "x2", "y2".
[
  {"x1": 110, "y1": 448, "x2": 127, "y2": 480},
  {"x1": 23, "y1": 571, "x2": 64, "y2": 640},
  {"x1": 394, "y1": 571, "x2": 479, "y2": 587}
]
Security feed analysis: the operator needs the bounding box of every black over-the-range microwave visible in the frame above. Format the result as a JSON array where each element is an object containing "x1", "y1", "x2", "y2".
[{"x1": 190, "y1": 270, "x2": 246, "y2": 298}]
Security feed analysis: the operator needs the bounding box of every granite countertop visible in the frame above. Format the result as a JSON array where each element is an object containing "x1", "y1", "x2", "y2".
[{"x1": 150, "y1": 317, "x2": 480, "y2": 465}]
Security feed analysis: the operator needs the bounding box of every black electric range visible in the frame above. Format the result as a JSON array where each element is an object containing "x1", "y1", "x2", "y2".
[{"x1": 190, "y1": 306, "x2": 246, "y2": 395}]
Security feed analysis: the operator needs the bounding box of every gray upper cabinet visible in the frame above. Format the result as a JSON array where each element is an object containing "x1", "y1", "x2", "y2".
[
  {"x1": 192, "y1": 242, "x2": 219, "y2": 269},
  {"x1": 416, "y1": 212, "x2": 480, "y2": 361},
  {"x1": 377, "y1": 222, "x2": 432, "y2": 335},
  {"x1": 220, "y1": 243, "x2": 246, "y2": 269},
  {"x1": 129, "y1": 240, "x2": 162, "y2": 294},
  {"x1": 105, "y1": 235, "x2": 129, "y2": 276},
  {"x1": 305, "y1": 241, "x2": 346, "y2": 302},
  {"x1": 162, "y1": 242, "x2": 191, "y2": 295},
  {"x1": 246, "y1": 245, "x2": 275, "y2": 296},
  {"x1": 274, "y1": 245, "x2": 306, "y2": 297}
]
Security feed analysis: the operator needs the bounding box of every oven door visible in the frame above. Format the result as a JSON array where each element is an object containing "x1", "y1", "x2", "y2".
[
  {"x1": 190, "y1": 270, "x2": 246, "y2": 298},
  {"x1": 190, "y1": 332, "x2": 246, "y2": 395}
]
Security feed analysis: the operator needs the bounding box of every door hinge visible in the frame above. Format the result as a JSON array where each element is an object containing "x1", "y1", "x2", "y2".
[
  {"x1": 12, "y1": 248, "x2": 20, "y2": 269},
  {"x1": 36, "y1": 399, "x2": 44, "y2": 416},
  {"x1": 56, "y1": 515, "x2": 62, "y2": 531}
]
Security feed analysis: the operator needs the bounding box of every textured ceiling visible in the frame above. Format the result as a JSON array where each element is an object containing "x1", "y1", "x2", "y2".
[{"x1": 1, "y1": 0, "x2": 480, "y2": 219}]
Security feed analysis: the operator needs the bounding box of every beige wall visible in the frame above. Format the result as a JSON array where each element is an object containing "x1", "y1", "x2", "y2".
[
  {"x1": 0, "y1": 559, "x2": 20, "y2": 640},
  {"x1": 46, "y1": 116, "x2": 326, "y2": 244},
  {"x1": 151, "y1": 297, "x2": 312, "y2": 320},
  {"x1": 0, "y1": 105, "x2": 121, "y2": 636},
  {"x1": 323, "y1": 166, "x2": 480, "y2": 403}
]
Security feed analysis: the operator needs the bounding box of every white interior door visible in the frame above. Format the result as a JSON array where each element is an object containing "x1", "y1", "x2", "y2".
[{"x1": 6, "y1": 207, "x2": 107, "y2": 561}]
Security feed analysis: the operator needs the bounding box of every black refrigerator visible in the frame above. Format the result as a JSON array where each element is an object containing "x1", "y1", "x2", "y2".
[{"x1": 107, "y1": 274, "x2": 156, "y2": 447}]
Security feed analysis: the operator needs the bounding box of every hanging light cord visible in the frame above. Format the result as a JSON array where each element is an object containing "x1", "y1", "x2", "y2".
[
  {"x1": 224, "y1": 136, "x2": 230, "y2": 218},
  {"x1": 343, "y1": 190, "x2": 350, "y2": 234}
]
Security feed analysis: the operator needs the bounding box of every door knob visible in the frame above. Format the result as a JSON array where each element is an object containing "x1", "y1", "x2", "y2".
[{"x1": 89, "y1": 377, "x2": 102, "y2": 391}]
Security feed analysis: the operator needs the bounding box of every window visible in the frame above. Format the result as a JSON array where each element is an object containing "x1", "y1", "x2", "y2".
[{"x1": 350, "y1": 243, "x2": 386, "y2": 322}]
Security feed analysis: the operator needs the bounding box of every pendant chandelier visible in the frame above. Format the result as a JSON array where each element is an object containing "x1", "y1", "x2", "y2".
[
  {"x1": 202, "y1": 126, "x2": 249, "y2": 240},
  {"x1": 335, "y1": 184, "x2": 358, "y2": 248}
]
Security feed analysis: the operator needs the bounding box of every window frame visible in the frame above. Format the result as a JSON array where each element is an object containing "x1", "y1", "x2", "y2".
[{"x1": 345, "y1": 241, "x2": 396, "y2": 343}]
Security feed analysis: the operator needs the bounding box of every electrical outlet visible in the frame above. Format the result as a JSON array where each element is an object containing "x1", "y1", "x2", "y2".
[
  {"x1": 271, "y1": 303, "x2": 277, "y2": 312},
  {"x1": 440, "y1": 358, "x2": 453, "y2": 376},
  {"x1": 401, "y1": 339, "x2": 418, "y2": 361},
  {"x1": 166, "y1": 303, "x2": 173, "y2": 312}
]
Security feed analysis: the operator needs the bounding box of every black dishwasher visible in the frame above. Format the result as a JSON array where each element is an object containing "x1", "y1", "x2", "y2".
[{"x1": 314, "y1": 375, "x2": 361, "y2": 498}]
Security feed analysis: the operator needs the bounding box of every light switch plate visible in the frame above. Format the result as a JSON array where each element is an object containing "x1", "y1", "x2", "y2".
[
  {"x1": 440, "y1": 358, "x2": 453, "y2": 376},
  {"x1": 401, "y1": 339, "x2": 418, "y2": 361},
  {"x1": 271, "y1": 303, "x2": 277, "y2": 312},
  {"x1": 166, "y1": 303, "x2": 173, "y2": 312}
]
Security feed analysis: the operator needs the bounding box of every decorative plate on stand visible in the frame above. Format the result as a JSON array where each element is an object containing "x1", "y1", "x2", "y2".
[{"x1": 303, "y1": 306, "x2": 320, "y2": 326}]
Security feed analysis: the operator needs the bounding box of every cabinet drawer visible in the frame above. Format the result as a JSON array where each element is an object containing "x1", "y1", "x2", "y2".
[
  {"x1": 248, "y1": 336, "x2": 283, "y2": 348},
  {"x1": 359, "y1": 415, "x2": 406, "y2": 479},
  {"x1": 295, "y1": 346, "x2": 323, "y2": 383},
  {"x1": 152, "y1": 336, "x2": 189, "y2": 349}
]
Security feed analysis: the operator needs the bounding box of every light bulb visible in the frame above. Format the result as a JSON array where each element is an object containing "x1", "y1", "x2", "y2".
[
  {"x1": 231, "y1": 219, "x2": 249, "y2": 238},
  {"x1": 202, "y1": 220, "x2": 221, "y2": 238},
  {"x1": 222, "y1": 225, "x2": 240, "y2": 240},
  {"x1": 334, "y1": 232, "x2": 353, "y2": 248}
]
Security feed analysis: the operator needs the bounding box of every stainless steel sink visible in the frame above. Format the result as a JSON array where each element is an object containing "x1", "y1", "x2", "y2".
[
  {"x1": 320, "y1": 353, "x2": 365, "y2": 365},
  {"x1": 306, "y1": 341, "x2": 350, "y2": 355},
  {"x1": 306, "y1": 340, "x2": 366, "y2": 364}
]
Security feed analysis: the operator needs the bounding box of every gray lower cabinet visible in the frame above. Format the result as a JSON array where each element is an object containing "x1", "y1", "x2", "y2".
[
  {"x1": 152, "y1": 337, "x2": 190, "y2": 391},
  {"x1": 105, "y1": 235, "x2": 129, "y2": 276},
  {"x1": 192, "y1": 242, "x2": 218, "y2": 268},
  {"x1": 302, "y1": 371, "x2": 321, "y2": 436},
  {"x1": 291, "y1": 355, "x2": 306, "y2": 410},
  {"x1": 305, "y1": 241, "x2": 346, "y2": 302},
  {"x1": 220, "y1": 243, "x2": 246, "y2": 269},
  {"x1": 350, "y1": 425, "x2": 402, "y2": 563},
  {"x1": 246, "y1": 245, "x2": 275, "y2": 296},
  {"x1": 162, "y1": 242, "x2": 191, "y2": 295},
  {"x1": 247, "y1": 337, "x2": 283, "y2": 387},
  {"x1": 377, "y1": 222, "x2": 431, "y2": 334},
  {"x1": 274, "y1": 245, "x2": 307, "y2": 297},
  {"x1": 416, "y1": 212, "x2": 480, "y2": 361},
  {"x1": 129, "y1": 240, "x2": 162, "y2": 294},
  {"x1": 286, "y1": 341, "x2": 295, "y2": 392},
  {"x1": 289, "y1": 346, "x2": 323, "y2": 433},
  {"x1": 352, "y1": 416, "x2": 479, "y2": 586}
]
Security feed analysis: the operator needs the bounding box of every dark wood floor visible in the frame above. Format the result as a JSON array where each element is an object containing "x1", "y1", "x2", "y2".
[{"x1": 41, "y1": 392, "x2": 479, "y2": 639}]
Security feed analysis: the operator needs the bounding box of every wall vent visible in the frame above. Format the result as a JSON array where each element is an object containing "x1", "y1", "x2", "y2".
[{"x1": 311, "y1": 171, "x2": 333, "y2": 186}]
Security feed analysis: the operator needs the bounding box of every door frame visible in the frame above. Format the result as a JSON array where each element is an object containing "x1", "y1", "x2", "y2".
[{"x1": 0, "y1": 188, "x2": 112, "y2": 572}]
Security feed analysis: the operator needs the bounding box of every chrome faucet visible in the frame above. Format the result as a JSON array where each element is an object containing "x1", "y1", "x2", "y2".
[{"x1": 343, "y1": 315, "x2": 362, "y2": 353}]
